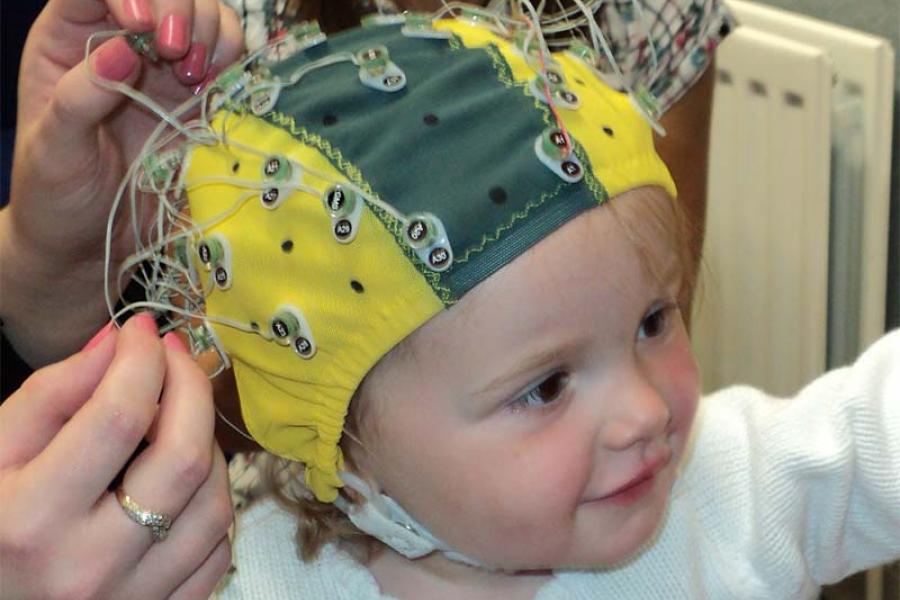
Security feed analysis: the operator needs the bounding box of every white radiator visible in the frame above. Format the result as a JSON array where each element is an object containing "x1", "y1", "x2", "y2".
[
  {"x1": 692, "y1": 3, "x2": 896, "y2": 598},
  {"x1": 693, "y1": 1, "x2": 895, "y2": 395},
  {"x1": 692, "y1": 24, "x2": 833, "y2": 396},
  {"x1": 725, "y1": 0, "x2": 896, "y2": 366}
]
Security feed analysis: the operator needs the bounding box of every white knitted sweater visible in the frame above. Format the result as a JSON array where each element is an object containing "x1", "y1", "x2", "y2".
[{"x1": 216, "y1": 331, "x2": 900, "y2": 599}]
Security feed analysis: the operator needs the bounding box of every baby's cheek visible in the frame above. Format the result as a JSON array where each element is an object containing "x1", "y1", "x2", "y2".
[
  {"x1": 449, "y1": 429, "x2": 592, "y2": 562},
  {"x1": 665, "y1": 346, "x2": 701, "y2": 447}
]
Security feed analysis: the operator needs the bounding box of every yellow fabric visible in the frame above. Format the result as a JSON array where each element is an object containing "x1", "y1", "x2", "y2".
[
  {"x1": 433, "y1": 19, "x2": 677, "y2": 199},
  {"x1": 186, "y1": 115, "x2": 444, "y2": 501}
]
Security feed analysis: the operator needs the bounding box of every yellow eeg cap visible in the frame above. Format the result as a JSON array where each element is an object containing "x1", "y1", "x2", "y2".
[{"x1": 183, "y1": 16, "x2": 675, "y2": 502}]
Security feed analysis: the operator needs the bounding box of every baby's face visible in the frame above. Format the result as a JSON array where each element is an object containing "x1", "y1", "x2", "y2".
[{"x1": 355, "y1": 187, "x2": 699, "y2": 570}]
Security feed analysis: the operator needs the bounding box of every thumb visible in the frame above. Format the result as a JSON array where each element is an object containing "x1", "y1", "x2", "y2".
[{"x1": 44, "y1": 36, "x2": 142, "y2": 147}]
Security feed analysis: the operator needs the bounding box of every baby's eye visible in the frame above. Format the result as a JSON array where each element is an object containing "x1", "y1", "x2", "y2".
[
  {"x1": 512, "y1": 372, "x2": 570, "y2": 411},
  {"x1": 638, "y1": 303, "x2": 672, "y2": 340}
]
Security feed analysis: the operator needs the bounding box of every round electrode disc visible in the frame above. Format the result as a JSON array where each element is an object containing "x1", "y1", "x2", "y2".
[
  {"x1": 428, "y1": 246, "x2": 451, "y2": 270},
  {"x1": 334, "y1": 219, "x2": 353, "y2": 240},
  {"x1": 262, "y1": 188, "x2": 280, "y2": 207},
  {"x1": 214, "y1": 266, "x2": 230, "y2": 289},
  {"x1": 561, "y1": 160, "x2": 582, "y2": 178},
  {"x1": 293, "y1": 336, "x2": 314, "y2": 357},
  {"x1": 264, "y1": 158, "x2": 281, "y2": 177},
  {"x1": 406, "y1": 219, "x2": 429, "y2": 246}
]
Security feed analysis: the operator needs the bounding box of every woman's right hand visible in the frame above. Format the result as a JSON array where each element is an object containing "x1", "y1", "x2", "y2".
[
  {"x1": 0, "y1": 314, "x2": 234, "y2": 599},
  {"x1": 0, "y1": 0, "x2": 244, "y2": 367}
]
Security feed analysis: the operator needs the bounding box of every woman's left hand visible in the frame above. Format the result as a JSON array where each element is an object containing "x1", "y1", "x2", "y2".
[{"x1": 2, "y1": 0, "x2": 244, "y2": 367}]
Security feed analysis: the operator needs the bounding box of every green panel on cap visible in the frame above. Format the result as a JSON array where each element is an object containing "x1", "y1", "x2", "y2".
[{"x1": 263, "y1": 24, "x2": 602, "y2": 302}]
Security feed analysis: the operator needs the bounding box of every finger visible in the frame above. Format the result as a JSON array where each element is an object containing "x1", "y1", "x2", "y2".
[
  {"x1": 213, "y1": 1, "x2": 245, "y2": 68},
  {"x1": 174, "y1": 0, "x2": 219, "y2": 85},
  {"x1": 169, "y1": 536, "x2": 232, "y2": 600},
  {"x1": 0, "y1": 324, "x2": 118, "y2": 469},
  {"x1": 40, "y1": 36, "x2": 141, "y2": 151},
  {"x1": 48, "y1": 0, "x2": 153, "y2": 30},
  {"x1": 86, "y1": 331, "x2": 215, "y2": 560},
  {"x1": 154, "y1": 0, "x2": 194, "y2": 60},
  {"x1": 25, "y1": 313, "x2": 165, "y2": 514},
  {"x1": 131, "y1": 447, "x2": 233, "y2": 597},
  {"x1": 190, "y1": 4, "x2": 244, "y2": 94},
  {"x1": 122, "y1": 331, "x2": 215, "y2": 509}
]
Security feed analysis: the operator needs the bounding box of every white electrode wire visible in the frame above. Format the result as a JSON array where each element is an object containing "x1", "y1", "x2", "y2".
[
  {"x1": 429, "y1": 1, "x2": 664, "y2": 134},
  {"x1": 538, "y1": 0, "x2": 602, "y2": 25},
  {"x1": 215, "y1": 136, "x2": 411, "y2": 225},
  {"x1": 215, "y1": 406, "x2": 257, "y2": 442},
  {"x1": 85, "y1": 32, "x2": 211, "y2": 144},
  {"x1": 518, "y1": 1, "x2": 550, "y2": 61},
  {"x1": 102, "y1": 72, "x2": 221, "y2": 321},
  {"x1": 111, "y1": 300, "x2": 261, "y2": 338},
  {"x1": 183, "y1": 175, "x2": 318, "y2": 198},
  {"x1": 567, "y1": 0, "x2": 664, "y2": 133},
  {"x1": 434, "y1": 2, "x2": 518, "y2": 31},
  {"x1": 287, "y1": 52, "x2": 356, "y2": 85},
  {"x1": 549, "y1": 0, "x2": 578, "y2": 40},
  {"x1": 117, "y1": 245, "x2": 198, "y2": 293},
  {"x1": 104, "y1": 76, "x2": 249, "y2": 321}
]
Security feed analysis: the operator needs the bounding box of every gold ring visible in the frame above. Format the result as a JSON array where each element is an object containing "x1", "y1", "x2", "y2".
[{"x1": 115, "y1": 487, "x2": 172, "y2": 542}]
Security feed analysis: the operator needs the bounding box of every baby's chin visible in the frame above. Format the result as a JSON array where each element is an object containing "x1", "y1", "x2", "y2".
[
  {"x1": 484, "y1": 533, "x2": 665, "y2": 575},
  {"x1": 531, "y1": 530, "x2": 666, "y2": 574},
  {"x1": 488, "y1": 498, "x2": 671, "y2": 573}
]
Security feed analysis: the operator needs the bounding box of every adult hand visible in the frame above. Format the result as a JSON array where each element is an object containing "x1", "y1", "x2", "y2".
[
  {"x1": 0, "y1": 314, "x2": 234, "y2": 599},
  {"x1": 0, "y1": 0, "x2": 244, "y2": 367}
]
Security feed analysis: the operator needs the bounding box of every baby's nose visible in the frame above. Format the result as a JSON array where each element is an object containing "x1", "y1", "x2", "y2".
[{"x1": 596, "y1": 376, "x2": 671, "y2": 451}]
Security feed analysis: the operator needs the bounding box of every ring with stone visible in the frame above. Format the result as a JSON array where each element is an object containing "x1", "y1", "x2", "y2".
[{"x1": 115, "y1": 487, "x2": 173, "y2": 542}]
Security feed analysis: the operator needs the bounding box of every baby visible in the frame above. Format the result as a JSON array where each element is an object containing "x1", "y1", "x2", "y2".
[{"x1": 115, "y1": 4, "x2": 900, "y2": 599}]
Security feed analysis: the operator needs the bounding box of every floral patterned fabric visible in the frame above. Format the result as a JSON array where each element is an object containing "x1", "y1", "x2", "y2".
[{"x1": 223, "y1": 0, "x2": 734, "y2": 115}]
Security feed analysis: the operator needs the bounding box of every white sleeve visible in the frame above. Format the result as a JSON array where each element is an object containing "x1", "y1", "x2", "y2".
[{"x1": 692, "y1": 329, "x2": 900, "y2": 588}]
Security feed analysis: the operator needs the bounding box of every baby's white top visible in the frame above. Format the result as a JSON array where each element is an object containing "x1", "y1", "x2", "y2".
[{"x1": 215, "y1": 330, "x2": 900, "y2": 599}]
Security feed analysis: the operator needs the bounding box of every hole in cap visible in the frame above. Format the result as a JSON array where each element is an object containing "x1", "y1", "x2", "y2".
[
  {"x1": 323, "y1": 114, "x2": 338, "y2": 126},
  {"x1": 489, "y1": 186, "x2": 507, "y2": 204},
  {"x1": 350, "y1": 280, "x2": 365, "y2": 293},
  {"x1": 423, "y1": 113, "x2": 439, "y2": 126},
  {"x1": 250, "y1": 321, "x2": 259, "y2": 331},
  {"x1": 281, "y1": 240, "x2": 294, "y2": 253},
  {"x1": 232, "y1": 161, "x2": 240, "y2": 173},
  {"x1": 603, "y1": 126, "x2": 615, "y2": 137}
]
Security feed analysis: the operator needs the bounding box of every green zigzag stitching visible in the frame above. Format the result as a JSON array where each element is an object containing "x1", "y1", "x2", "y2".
[
  {"x1": 480, "y1": 44, "x2": 556, "y2": 132},
  {"x1": 480, "y1": 44, "x2": 609, "y2": 205},
  {"x1": 264, "y1": 110, "x2": 456, "y2": 305},
  {"x1": 448, "y1": 44, "x2": 608, "y2": 265},
  {"x1": 453, "y1": 181, "x2": 566, "y2": 265}
]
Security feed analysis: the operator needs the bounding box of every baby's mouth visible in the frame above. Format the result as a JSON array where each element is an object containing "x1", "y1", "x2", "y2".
[{"x1": 583, "y1": 446, "x2": 673, "y2": 505}]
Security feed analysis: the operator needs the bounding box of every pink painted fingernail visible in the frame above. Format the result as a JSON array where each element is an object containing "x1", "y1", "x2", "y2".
[
  {"x1": 132, "y1": 312, "x2": 159, "y2": 335},
  {"x1": 176, "y1": 42, "x2": 208, "y2": 84},
  {"x1": 91, "y1": 37, "x2": 139, "y2": 82},
  {"x1": 162, "y1": 332, "x2": 189, "y2": 353},
  {"x1": 191, "y1": 64, "x2": 221, "y2": 95},
  {"x1": 82, "y1": 321, "x2": 114, "y2": 352},
  {"x1": 159, "y1": 13, "x2": 190, "y2": 56},
  {"x1": 123, "y1": 0, "x2": 154, "y2": 29}
]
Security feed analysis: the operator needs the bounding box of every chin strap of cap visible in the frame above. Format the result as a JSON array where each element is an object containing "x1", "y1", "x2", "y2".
[{"x1": 334, "y1": 472, "x2": 487, "y2": 568}]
